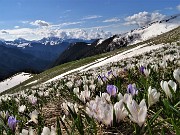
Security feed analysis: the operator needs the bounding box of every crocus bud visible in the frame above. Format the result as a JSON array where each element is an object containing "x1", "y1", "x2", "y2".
[
  {"x1": 8, "y1": 116, "x2": 18, "y2": 132},
  {"x1": 106, "y1": 85, "x2": 118, "y2": 97},
  {"x1": 173, "y1": 68, "x2": 180, "y2": 84}
]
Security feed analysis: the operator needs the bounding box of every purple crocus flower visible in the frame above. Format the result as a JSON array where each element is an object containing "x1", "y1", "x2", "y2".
[
  {"x1": 107, "y1": 85, "x2": 118, "y2": 96},
  {"x1": 108, "y1": 70, "x2": 113, "y2": 76},
  {"x1": 127, "y1": 84, "x2": 138, "y2": 96},
  {"x1": 8, "y1": 116, "x2": 18, "y2": 132},
  {"x1": 140, "y1": 66, "x2": 145, "y2": 74},
  {"x1": 102, "y1": 75, "x2": 108, "y2": 82},
  {"x1": 98, "y1": 75, "x2": 101, "y2": 79}
]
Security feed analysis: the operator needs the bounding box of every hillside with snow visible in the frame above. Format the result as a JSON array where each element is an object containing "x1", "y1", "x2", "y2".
[
  {"x1": 0, "y1": 15, "x2": 179, "y2": 93},
  {"x1": 0, "y1": 72, "x2": 32, "y2": 93},
  {"x1": 54, "y1": 14, "x2": 180, "y2": 66},
  {"x1": 113, "y1": 14, "x2": 180, "y2": 45}
]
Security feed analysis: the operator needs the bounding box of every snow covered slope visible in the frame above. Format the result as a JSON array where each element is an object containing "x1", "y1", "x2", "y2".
[
  {"x1": 113, "y1": 14, "x2": 180, "y2": 45},
  {"x1": 0, "y1": 72, "x2": 32, "y2": 93},
  {"x1": 44, "y1": 43, "x2": 164, "y2": 83}
]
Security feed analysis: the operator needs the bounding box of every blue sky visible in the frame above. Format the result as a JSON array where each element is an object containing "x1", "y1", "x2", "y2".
[{"x1": 0, "y1": 0, "x2": 179, "y2": 40}]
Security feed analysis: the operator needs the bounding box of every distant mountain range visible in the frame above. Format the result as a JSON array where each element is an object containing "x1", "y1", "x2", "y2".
[
  {"x1": 0, "y1": 37, "x2": 95, "y2": 80},
  {"x1": 0, "y1": 14, "x2": 179, "y2": 81}
]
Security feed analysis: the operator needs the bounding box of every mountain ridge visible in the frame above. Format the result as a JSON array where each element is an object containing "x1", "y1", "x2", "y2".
[{"x1": 53, "y1": 14, "x2": 180, "y2": 66}]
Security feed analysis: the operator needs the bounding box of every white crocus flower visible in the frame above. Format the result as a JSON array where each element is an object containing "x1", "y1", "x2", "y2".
[
  {"x1": 101, "y1": 103, "x2": 113, "y2": 126},
  {"x1": 20, "y1": 129, "x2": 28, "y2": 135},
  {"x1": 127, "y1": 99, "x2": 147, "y2": 127},
  {"x1": 29, "y1": 127, "x2": 34, "y2": 135},
  {"x1": 148, "y1": 86, "x2": 160, "y2": 107},
  {"x1": 41, "y1": 126, "x2": 56, "y2": 135},
  {"x1": 168, "y1": 80, "x2": 177, "y2": 92},
  {"x1": 101, "y1": 92, "x2": 111, "y2": 102},
  {"x1": 123, "y1": 94, "x2": 132, "y2": 104},
  {"x1": 144, "y1": 68, "x2": 151, "y2": 77},
  {"x1": 28, "y1": 95, "x2": 37, "y2": 104},
  {"x1": 114, "y1": 100, "x2": 128, "y2": 122},
  {"x1": 66, "y1": 81, "x2": 73, "y2": 89},
  {"x1": 61, "y1": 102, "x2": 79, "y2": 115},
  {"x1": 117, "y1": 92, "x2": 123, "y2": 101},
  {"x1": 161, "y1": 80, "x2": 177, "y2": 98},
  {"x1": 89, "y1": 84, "x2": 96, "y2": 91},
  {"x1": 173, "y1": 68, "x2": 180, "y2": 84},
  {"x1": 159, "y1": 60, "x2": 167, "y2": 68},
  {"x1": 86, "y1": 96, "x2": 113, "y2": 126},
  {"x1": 151, "y1": 64, "x2": 158, "y2": 72},
  {"x1": 41, "y1": 127, "x2": 50, "y2": 135},
  {"x1": 29, "y1": 110, "x2": 38, "y2": 124},
  {"x1": 50, "y1": 126, "x2": 56, "y2": 135},
  {"x1": 79, "y1": 89, "x2": 91, "y2": 103},
  {"x1": 18, "y1": 105, "x2": 26, "y2": 113},
  {"x1": 73, "y1": 87, "x2": 79, "y2": 96}
]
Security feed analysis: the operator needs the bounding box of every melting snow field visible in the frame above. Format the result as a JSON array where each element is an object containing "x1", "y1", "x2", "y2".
[
  {"x1": 45, "y1": 44, "x2": 164, "y2": 83},
  {"x1": 44, "y1": 57, "x2": 108, "y2": 83},
  {"x1": 81, "y1": 44, "x2": 164, "y2": 71},
  {"x1": 0, "y1": 72, "x2": 32, "y2": 93}
]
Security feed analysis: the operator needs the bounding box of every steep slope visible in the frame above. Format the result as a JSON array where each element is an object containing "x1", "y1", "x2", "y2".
[{"x1": 54, "y1": 14, "x2": 180, "y2": 66}]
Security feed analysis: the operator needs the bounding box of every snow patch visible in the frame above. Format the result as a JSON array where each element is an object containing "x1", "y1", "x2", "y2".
[
  {"x1": 0, "y1": 72, "x2": 32, "y2": 93},
  {"x1": 81, "y1": 44, "x2": 164, "y2": 71},
  {"x1": 44, "y1": 57, "x2": 107, "y2": 83},
  {"x1": 26, "y1": 80, "x2": 38, "y2": 86}
]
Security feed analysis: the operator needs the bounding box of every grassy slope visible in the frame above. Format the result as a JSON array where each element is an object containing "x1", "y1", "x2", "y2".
[{"x1": 1, "y1": 26, "x2": 179, "y2": 95}]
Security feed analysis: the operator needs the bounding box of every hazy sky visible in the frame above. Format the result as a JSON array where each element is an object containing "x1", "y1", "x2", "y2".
[{"x1": 0, "y1": 0, "x2": 179, "y2": 40}]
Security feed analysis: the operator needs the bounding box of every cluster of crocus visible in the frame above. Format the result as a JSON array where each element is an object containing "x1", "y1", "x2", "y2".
[
  {"x1": 19, "y1": 126, "x2": 56, "y2": 135},
  {"x1": 86, "y1": 88, "x2": 148, "y2": 127},
  {"x1": 86, "y1": 95, "x2": 113, "y2": 126},
  {"x1": 73, "y1": 85, "x2": 91, "y2": 103},
  {"x1": 0, "y1": 43, "x2": 179, "y2": 134},
  {"x1": 61, "y1": 101, "x2": 79, "y2": 115}
]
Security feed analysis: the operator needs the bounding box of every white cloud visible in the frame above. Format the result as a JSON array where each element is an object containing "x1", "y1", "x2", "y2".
[
  {"x1": 0, "y1": 27, "x2": 112, "y2": 41},
  {"x1": 82, "y1": 15, "x2": 102, "y2": 20},
  {"x1": 14, "y1": 26, "x2": 20, "y2": 29},
  {"x1": 21, "y1": 21, "x2": 29, "y2": 24},
  {"x1": 177, "y1": 4, "x2": 180, "y2": 11},
  {"x1": 124, "y1": 11, "x2": 166, "y2": 27},
  {"x1": 61, "y1": 21, "x2": 83, "y2": 26},
  {"x1": 103, "y1": 17, "x2": 120, "y2": 23},
  {"x1": 30, "y1": 20, "x2": 50, "y2": 27}
]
